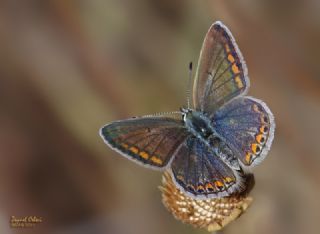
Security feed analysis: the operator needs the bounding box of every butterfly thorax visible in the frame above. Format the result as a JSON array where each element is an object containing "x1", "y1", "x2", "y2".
[{"x1": 182, "y1": 108, "x2": 216, "y2": 140}]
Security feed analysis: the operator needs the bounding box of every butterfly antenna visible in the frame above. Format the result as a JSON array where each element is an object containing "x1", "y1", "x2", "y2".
[
  {"x1": 186, "y1": 62, "x2": 193, "y2": 109},
  {"x1": 142, "y1": 111, "x2": 182, "y2": 118}
]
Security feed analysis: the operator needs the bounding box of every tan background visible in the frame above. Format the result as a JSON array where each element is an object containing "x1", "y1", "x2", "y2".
[{"x1": 0, "y1": 1, "x2": 319, "y2": 234}]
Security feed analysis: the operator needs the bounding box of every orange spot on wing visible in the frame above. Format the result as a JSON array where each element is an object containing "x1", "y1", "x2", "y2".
[
  {"x1": 205, "y1": 183, "x2": 214, "y2": 191},
  {"x1": 150, "y1": 156, "x2": 162, "y2": 165},
  {"x1": 232, "y1": 63, "x2": 240, "y2": 73},
  {"x1": 251, "y1": 143, "x2": 261, "y2": 154},
  {"x1": 121, "y1": 143, "x2": 129, "y2": 149},
  {"x1": 245, "y1": 152, "x2": 252, "y2": 164},
  {"x1": 260, "y1": 126, "x2": 266, "y2": 133},
  {"x1": 225, "y1": 44, "x2": 231, "y2": 53},
  {"x1": 214, "y1": 180, "x2": 224, "y2": 189},
  {"x1": 139, "y1": 151, "x2": 149, "y2": 159},
  {"x1": 256, "y1": 134, "x2": 265, "y2": 144},
  {"x1": 129, "y1": 146, "x2": 139, "y2": 154},
  {"x1": 235, "y1": 76, "x2": 243, "y2": 88},
  {"x1": 227, "y1": 54, "x2": 235, "y2": 63},
  {"x1": 197, "y1": 184, "x2": 205, "y2": 192},
  {"x1": 224, "y1": 177, "x2": 234, "y2": 184}
]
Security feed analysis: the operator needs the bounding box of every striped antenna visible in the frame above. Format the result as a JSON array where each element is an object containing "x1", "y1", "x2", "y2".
[
  {"x1": 141, "y1": 111, "x2": 182, "y2": 118},
  {"x1": 186, "y1": 62, "x2": 193, "y2": 108}
]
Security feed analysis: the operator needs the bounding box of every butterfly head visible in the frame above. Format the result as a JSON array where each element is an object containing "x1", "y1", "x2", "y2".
[
  {"x1": 180, "y1": 107, "x2": 192, "y2": 116},
  {"x1": 180, "y1": 107, "x2": 197, "y2": 124}
]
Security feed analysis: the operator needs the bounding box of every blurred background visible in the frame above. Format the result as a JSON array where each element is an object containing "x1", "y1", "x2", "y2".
[{"x1": 0, "y1": 0, "x2": 319, "y2": 234}]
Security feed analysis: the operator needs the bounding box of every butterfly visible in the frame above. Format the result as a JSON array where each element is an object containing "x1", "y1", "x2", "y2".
[{"x1": 100, "y1": 21, "x2": 275, "y2": 199}]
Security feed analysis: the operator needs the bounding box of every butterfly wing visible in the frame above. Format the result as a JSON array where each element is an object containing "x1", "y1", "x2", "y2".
[
  {"x1": 170, "y1": 136, "x2": 244, "y2": 199},
  {"x1": 193, "y1": 21, "x2": 249, "y2": 113},
  {"x1": 100, "y1": 117, "x2": 189, "y2": 169},
  {"x1": 213, "y1": 97, "x2": 275, "y2": 168}
]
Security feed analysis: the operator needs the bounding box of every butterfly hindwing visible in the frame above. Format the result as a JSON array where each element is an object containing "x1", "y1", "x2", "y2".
[
  {"x1": 213, "y1": 97, "x2": 275, "y2": 168},
  {"x1": 100, "y1": 117, "x2": 189, "y2": 169},
  {"x1": 170, "y1": 136, "x2": 244, "y2": 199},
  {"x1": 193, "y1": 21, "x2": 249, "y2": 113}
]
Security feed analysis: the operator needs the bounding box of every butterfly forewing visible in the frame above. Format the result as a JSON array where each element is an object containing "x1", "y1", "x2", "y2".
[
  {"x1": 100, "y1": 117, "x2": 189, "y2": 169},
  {"x1": 193, "y1": 21, "x2": 249, "y2": 113},
  {"x1": 213, "y1": 97, "x2": 275, "y2": 168},
  {"x1": 171, "y1": 136, "x2": 244, "y2": 199}
]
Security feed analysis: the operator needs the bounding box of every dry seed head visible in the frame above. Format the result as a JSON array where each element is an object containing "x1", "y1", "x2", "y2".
[{"x1": 160, "y1": 171, "x2": 253, "y2": 232}]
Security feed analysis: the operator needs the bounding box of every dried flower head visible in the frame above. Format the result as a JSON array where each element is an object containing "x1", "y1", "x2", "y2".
[{"x1": 160, "y1": 171, "x2": 254, "y2": 232}]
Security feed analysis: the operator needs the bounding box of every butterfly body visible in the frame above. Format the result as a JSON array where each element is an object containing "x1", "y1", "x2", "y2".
[
  {"x1": 182, "y1": 108, "x2": 240, "y2": 169},
  {"x1": 100, "y1": 21, "x2": 275, "y2": 199}
]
